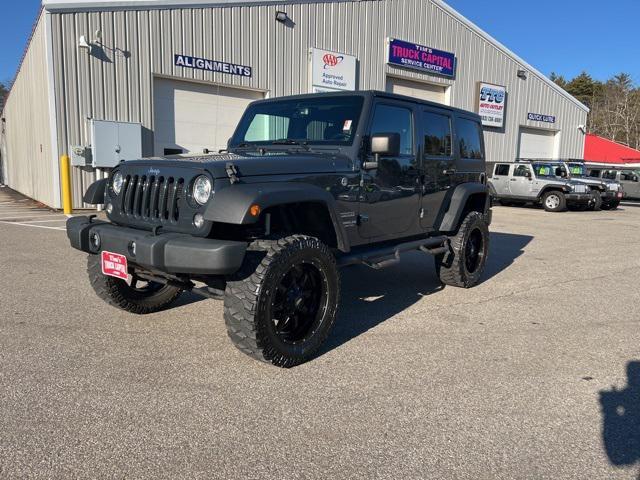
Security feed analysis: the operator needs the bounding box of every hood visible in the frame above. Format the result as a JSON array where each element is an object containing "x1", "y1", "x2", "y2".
[{"x1": 124, "y1": 151, "x2": 354, "y2": 179}]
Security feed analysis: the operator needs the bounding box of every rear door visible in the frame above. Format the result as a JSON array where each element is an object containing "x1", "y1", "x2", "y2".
[
  {"x1": 490, "y1": 164, "x2": 511, "y2": 196},
  {"x1": 418, "y1": 106, "x2": 455, "y2": 229}
]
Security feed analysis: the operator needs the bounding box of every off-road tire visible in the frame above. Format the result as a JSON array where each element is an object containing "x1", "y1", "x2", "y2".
[
  {"x1": 542, "y1": 190, "x2": 567, "y2": 212},
  {"x1": 602, "y1": 199, "x2": 620, "y2": 210},
  {"x1": 436, "y1": 211, "x2": 489, "y2": 288},
  {"x1": 87, "y1": 254, "x2": 182, "y2": 314},
  {"x1": 590, "y1": 190, "x2": 603, "y2": 211},
  {"x1": 223, "y1": 235, "x2": 340, "y2": 368}
]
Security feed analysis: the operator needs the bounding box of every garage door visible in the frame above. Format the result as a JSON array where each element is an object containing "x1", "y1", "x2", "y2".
[
  {"x1": 518, "y1": 127, "x2": 557, "y2": 159},
  {"x1": 386, "y1": 77, "x2": 447, "y2": 104},
  {"x1": 153, "y1": 78, "x2": 264, "y2": 156}
]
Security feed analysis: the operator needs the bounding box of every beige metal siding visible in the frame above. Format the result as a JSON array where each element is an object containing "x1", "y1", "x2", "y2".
[
  {"x1": 0, "y1": 14, "x2": 56, "y2": 206},
  {"x1": 49, "y1": 0, "x2": 588, "y2": 207}
]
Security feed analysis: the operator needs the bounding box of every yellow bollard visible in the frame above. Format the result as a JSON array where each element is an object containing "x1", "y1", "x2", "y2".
[{"x1": 60, "y1": 154, "x2": 73, "y2": 214}]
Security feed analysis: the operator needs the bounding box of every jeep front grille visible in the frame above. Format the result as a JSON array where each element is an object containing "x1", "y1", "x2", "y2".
[{"x1": 120, "y1": 175, "x2": 185, "y2": 222}]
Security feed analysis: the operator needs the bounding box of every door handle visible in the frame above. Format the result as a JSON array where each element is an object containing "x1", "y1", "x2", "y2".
[{"x1": 443, "y1": 169, "x2": 456, "y2": 175}]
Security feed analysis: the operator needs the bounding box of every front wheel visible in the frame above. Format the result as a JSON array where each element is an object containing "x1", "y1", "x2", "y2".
[
  {"x1": 542, "y1": 191, "x2": 567, "y2": 212},
  {"x1": 589, "y1": 190, "x2": 603, "y2": 211},
  {"x1": 87, "y1": 254, "x2": 182, "y2": 314},
  {"x1": 223, "y1": 235, "x2": 340, "y2": 368},
  {"x1": 436, "y1": 211, "x2": 489, "y2": 288}
]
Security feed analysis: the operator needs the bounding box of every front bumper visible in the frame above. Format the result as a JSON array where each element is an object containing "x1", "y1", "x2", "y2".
[
  {"x1": 565, "y1": 192, "x2": 594, "y2": 205},
  {"x1": 66, "y1": 216, "x2": 247, "y2": 275},
  {"x1": 602, "y1": 191, "x2": 625, "y2": 201}
]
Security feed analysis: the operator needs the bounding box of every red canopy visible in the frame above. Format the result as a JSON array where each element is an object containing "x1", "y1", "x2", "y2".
[{"x1": 584, "y1": 134, "x2": 640, "y2": 164}]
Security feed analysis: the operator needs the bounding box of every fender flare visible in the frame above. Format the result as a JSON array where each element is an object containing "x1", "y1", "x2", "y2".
[
  {"x1": 537, "y1": 184, "x2": 570, "y2": 200},
  {"x1": 203, "y1": 182, "x2": 350, "y2": 252},
  {"x1": 437, "y1": 183, "x2": 489, "y2": 232},
  {"x1": 83, "y1": 178, "x2": 107, "y2": 205}
]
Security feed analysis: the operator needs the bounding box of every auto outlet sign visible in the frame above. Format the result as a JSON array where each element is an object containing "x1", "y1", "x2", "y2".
[
  {"x1": 477, "y1": 82, "x2": 507, "y2": 128},
  {"x1": 309, "y1": 48, "x2": 357, "y2": 92}
]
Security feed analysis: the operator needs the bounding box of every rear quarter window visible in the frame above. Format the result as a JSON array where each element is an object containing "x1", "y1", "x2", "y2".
[{"x1": 457, "y1": 118, "x2": 484, "y2": 160}]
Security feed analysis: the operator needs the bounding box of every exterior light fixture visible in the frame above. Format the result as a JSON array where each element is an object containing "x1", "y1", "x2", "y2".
[
  {"x1": 78, "y1": 35, "x2": 91, "y2": 49},
  {"x1": 275, "y1": 11, "x2": 289, "y2": 23},
  {"x1": 517, "y1": 69, "x2": 528, "y2": 80}
]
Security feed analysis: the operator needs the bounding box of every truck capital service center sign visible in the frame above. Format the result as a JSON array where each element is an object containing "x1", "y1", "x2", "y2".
[
  {"x1": 387, "y1": 38, "x2": 456, "y2": 78},
  {"x1": 310, "y1": 48, "x2": 357, "y2": 92},
  {"x1": 477, "y1": 82, "x2": 507, "y2": 128}
]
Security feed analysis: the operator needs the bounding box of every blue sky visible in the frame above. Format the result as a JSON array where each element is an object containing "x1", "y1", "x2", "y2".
[{"x1": 1, "y1": 0, "x2": 639, "y2": 84}]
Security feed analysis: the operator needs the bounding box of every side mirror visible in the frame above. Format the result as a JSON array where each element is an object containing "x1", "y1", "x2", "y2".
[
  {"x1": 371, "y1": 133, "x2": 401, "y2": 157},
  {"x1": 525, "y1": 171, "x2": 532, "y2": 179},
  {"x1": 633, "y1": 175, "x2": 639, "y2": 182},
  {"x1": 364, "y1": 133, "x2": 401, "y2": 170}
]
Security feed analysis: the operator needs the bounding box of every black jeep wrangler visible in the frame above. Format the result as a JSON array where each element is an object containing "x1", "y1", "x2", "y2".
[{"x1": 67, "y1": 91, "x2": 491, "y2": 367}]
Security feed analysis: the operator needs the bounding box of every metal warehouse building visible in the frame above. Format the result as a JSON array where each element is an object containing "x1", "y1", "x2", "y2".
[{"x1": 0, "y1": 0, "x2": 588, "y2": 209}]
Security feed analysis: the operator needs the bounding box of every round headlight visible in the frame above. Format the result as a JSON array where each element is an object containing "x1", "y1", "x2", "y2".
[
  {"x1": 112, "y1": 171, "x2": 124, "y2": 195},
  {"x1": 193, "y1": 175, "x2": 212, "y2": 205}
]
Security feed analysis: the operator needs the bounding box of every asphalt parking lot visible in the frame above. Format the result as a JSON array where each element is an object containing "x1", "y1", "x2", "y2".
[{"x1": 1, "y1": 187, "x2": 639, "y2": 479}]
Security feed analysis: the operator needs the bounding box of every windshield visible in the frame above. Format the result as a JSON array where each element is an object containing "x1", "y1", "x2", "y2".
[
  {"x1": 230, "y1": 95, "x2": 365, "y2": 147},
  {"x1": 567, "y1": 163, "x2": 586, "y2": 177},
  {"x1": 533, "y1": 163, "x2": 565, "y2": 178}
]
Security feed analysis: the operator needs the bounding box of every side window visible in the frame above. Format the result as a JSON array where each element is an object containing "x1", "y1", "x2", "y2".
[
  {"x1": 494, "y1": 164, "x2": 510, "y2": 176},
  {"x1": 588, "y1": 169, "x2": 601, "y2": 178},
  {"x1": 422, "y1": 111, "x2": 452, "y2": 156},
  {"x1": 370, "y1": 104, "x2": 413, "y2": 155},
  {"x1": 603, "y1": 170, "x2": 618, "y2": 180},
  {"x1": 457, "y1": 118, "x2": 484, "y2": 159},
  {"x1": 620, "y1": 170, "x2": 638, "y2": 181},
  {"x1": 514, "y1": 165, "x2": 530, "y2": 177}
]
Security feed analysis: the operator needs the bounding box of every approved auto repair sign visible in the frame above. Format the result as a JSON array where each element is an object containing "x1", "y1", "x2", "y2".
[
  {"x1": 477, "y1": 82, "x2": 506, "y2": 128},
  {"x1": 309, "y1": 48, "x2": 357, "y2": 92}
]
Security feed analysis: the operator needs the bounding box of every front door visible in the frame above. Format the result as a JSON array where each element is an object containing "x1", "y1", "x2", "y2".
[
  {"x1": 358, "y1": 102, "x2": 421, "y2": 239},
  {"x1": 619, "y1": 170, "x2": 640, "y2": 199},
  {"x1": 509, "y1": 164, "x2": 533, "y2": 197}
]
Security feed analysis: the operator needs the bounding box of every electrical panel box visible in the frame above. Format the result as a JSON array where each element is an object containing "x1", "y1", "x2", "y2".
[
  {"x1": 70, "y1": 145, "x2": 92, "y2": 167},
  {"x1": 90, "y1": 120, "x2": 142, "y2": 168}
]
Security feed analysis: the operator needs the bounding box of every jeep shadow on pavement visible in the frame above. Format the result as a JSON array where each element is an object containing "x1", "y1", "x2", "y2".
[{"x1": 67, "y1": 90, "x2": 492, "y2": 367}]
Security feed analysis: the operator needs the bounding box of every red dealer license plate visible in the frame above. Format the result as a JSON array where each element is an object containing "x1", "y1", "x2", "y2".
[{"x1": 101, "y1": 251, "x2": 128, "y2": 280}]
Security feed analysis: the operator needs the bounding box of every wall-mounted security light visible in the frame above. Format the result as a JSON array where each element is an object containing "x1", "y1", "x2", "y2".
[
  {"x1": 578, "y1": 124, "x2": 587, "y2": 134},
  {"x1": 275, "y1": 11, "x2": 289, "y2": 23},
  {"x1": 78, "y1": 35, "x2": 91, "y2": 49},
  {"x1": 517, "y1": 69, "x2": 528, "y2": 80}
]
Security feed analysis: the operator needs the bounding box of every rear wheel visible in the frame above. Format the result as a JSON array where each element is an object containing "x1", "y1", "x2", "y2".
[
  {"x1": 223, "y1": 235, "x2": 340, "y2": 368},
  {"x1": 542, "y1": 191, "x2": 567, "y2": 212},
  {"x1": 436, "y1": 211, "x2": 489, "y2": 288},
  {"x1": 87, "y1": 254, "x2": 182, "y2": 314}
]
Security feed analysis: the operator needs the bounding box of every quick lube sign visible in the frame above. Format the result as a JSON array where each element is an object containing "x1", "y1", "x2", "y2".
[
  {"x1": 528, "y1": 112, "x2": 556, "y2": 124},
  {"x1": 387, "y1": 38, "x2": 456, "y2": 78},
  {"x1": 477, "y1": 82, "x2": 506, "y2": 128},
  {"x1": 174, "y1": 54, "x2": 252, "y2": 77}
]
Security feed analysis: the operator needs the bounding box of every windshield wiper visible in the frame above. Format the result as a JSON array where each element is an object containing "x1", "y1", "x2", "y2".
[{"x1": 270, "y1": 139, "x2": 310, "y2": 150}]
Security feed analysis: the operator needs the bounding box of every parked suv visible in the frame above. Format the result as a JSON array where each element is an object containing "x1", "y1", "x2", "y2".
[
  {"x1": 559, "y1": 161, "x2": 623, "y2": 210},
  {"x1": 488, "y1": 160, "x2": 592, "y2": 212},
  {"x1": 588, "y1": 166, "x2": 640, "y2": 200},
  {"x1": 67, "y1": 91, "x2": 492, "y2": 367}
]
